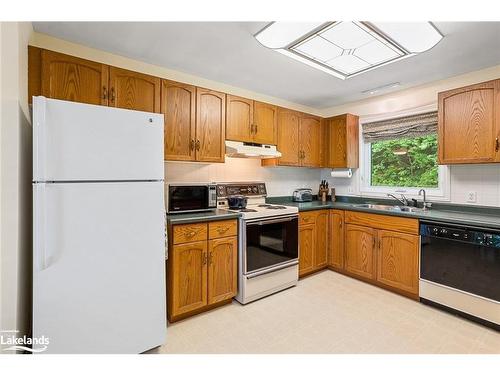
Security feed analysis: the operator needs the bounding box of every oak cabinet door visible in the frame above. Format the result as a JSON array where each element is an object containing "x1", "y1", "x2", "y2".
[
  {"x1": 226, "y1": 95, "x2": 254, "y2": 142},
  {"x1": 253, "y1": 101, "x2": 277, "y2": 145},
  {"x1": 438, "y1": 80, "x2": 499, "y2": 164},
  {"x1": 314, "y1": 210, "x2": 329, "y2": 269},
  {"x1": 161, "y1": 80, "x2": 196, "y2": 161},
  {"x1": 300, "y1": 116, "x2": 321, "y2": 167},
  {"x1": 329, "y1": 116, "x2": 347, "y2": 168},
  {"x1": 299, "y1": 224, "x2": 315, "y2": 276},
  {"x1": 345, "y1": 224, "x2": 376, "y2": 280},
  {"x1": 41, "y1": 49, "x2": 109, "y2": 105},
  {"x1": 109, "y1": 67, "x2": 161, "y2": 113},
  {"x1": 196, "y1": 88, "x2": 226, "y2": 163},
  {"x1": 329, "y1": 210, "x2": 345, "y2": 270},
  {"x1": 377, "y1": 230, "x2": 419, "y2": 295},
  {"x1": 276, "y1": 109, "x2": 300, "y2": 166},
  {"x1": 207, "y1": 237, "x2": 238, "y2": 304},
  {"x1": 171, "y1": 241, "x2": 208, "y2": 317}
]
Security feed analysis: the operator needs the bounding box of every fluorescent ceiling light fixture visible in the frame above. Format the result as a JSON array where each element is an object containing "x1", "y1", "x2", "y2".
[
  {"x1": 254, "y1": 21, "x2": 443, "y2": 80},
  {"x1": 362, "y1": 82, "x2": 401, "y2": 95}
]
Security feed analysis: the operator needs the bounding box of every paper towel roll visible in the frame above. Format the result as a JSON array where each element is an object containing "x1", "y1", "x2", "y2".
[{"x1": 330, "y1": 168, "x2": 352, "y2": 178}]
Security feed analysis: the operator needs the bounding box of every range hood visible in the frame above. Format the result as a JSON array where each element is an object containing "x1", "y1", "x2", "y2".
[{"x1": 225, "y1": 141, "x2": 282, "y2": 159}]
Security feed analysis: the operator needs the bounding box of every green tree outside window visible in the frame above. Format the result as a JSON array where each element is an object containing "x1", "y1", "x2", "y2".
[{"x1": 370, "y1": 134, "x2": 438, "y2": 188}]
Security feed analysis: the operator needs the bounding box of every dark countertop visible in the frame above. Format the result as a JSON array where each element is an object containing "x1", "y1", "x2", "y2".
[
  {"x1": 267, "y1": 196, "x2": 500, "y2": 230},
  {"x1": 167, "y1": 209, "x2": 240, "y2": 225}
]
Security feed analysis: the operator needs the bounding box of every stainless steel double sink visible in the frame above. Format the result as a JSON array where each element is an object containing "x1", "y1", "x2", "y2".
[{"x1": 351, "y1": 203, "x2": 424, "y2": 213}]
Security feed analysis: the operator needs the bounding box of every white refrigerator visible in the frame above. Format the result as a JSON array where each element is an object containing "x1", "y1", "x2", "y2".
[{"x1": 32, "y1": 97, "x2": 167, "y2": 354}]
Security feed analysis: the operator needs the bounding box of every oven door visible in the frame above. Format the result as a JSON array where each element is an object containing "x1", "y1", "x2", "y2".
[{"x1": 242, "y1": 214, "x2": 299, "y2": 276}]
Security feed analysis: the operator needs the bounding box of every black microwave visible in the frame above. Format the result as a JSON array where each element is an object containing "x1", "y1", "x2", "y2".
[{"x1": 167, "y1": 183, "x2": 217, "y2": 213}]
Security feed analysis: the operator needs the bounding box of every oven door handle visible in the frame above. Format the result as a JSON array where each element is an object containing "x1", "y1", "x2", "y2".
[
  {"x1": 247, "y1": 217, "x2": 295, "y2": 226},
  {"x1": 246, "y1": 261, "x2": 299, "y2": 279}
]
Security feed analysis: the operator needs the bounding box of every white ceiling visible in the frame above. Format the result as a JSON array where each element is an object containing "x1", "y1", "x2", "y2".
[{"x1": 32, "y1": 22, "x2": 500, "y2": 109}]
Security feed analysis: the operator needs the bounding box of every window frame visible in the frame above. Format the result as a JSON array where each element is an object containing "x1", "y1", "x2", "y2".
[{"x1": 358, "y1": 105, "x2": 450, "y2": 201}]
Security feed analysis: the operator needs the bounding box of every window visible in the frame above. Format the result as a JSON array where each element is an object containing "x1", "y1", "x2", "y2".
[
  {"x1": 360, "y1": 108, "x2": 449, "y2": 199},
  {"x1": 370, "y1": 134, "x2": 438, "y2": 188}
]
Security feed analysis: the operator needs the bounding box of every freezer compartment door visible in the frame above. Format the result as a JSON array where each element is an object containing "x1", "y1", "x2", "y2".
[
  {"x1": 33, "y1": 181, "x2": 166, "y2": 353},
  {"x1": 33, "y1": 96, "x2": 164, "y2": 182}
]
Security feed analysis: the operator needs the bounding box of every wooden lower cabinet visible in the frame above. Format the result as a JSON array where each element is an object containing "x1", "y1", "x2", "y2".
[
  {"x1": 344, "y1": 224, "x2": 377, "y2": 280},
  {"x1": 207, "y1": 237, "x2": 238, "y2": 304},
  {"x1": 167, "y1": 219, "x2": 237, "y2": 322},
  {"x1": 377, "y1": 230, "x2": 419, "y2": 295},
  {"x1": 169, "y1": 240, "x2": 208, "y2": 318},
  {"x1": 299, "y1": 210, "x2": 328, "y2": 277},
  {"x1": 299, "y1": 224, "x2": 315, "y2": 276},
  {"x1": 314, "y1": 210, "x2": 329, "y2": 268},
  {"x1": 328, "y1": 210, "x2": 344, "y2": 270},
  {"x1": 339, "y1": 211, "x2": 420, "y2": 299}
]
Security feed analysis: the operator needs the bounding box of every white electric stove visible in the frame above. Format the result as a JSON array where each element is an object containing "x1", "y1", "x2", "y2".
[{"x1": 217, "y1": 182, "x2": 299, "y2": 304}]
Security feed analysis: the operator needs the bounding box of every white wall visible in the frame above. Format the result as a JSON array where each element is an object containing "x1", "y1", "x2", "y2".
[
  {"x1": 166, "y1": 159, "x2": 321, "y2": 197},
  {"x1": 0, "y1": 21, "x2": 33, "y2": 351},
  {"x1": 321, "y1": 65, "x2": 500, "y2": 207}
]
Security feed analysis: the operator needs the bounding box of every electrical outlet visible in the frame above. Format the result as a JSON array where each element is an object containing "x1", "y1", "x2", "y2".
[{"x1": 467, "y1": 191, "x2": 477, "y2": 203}]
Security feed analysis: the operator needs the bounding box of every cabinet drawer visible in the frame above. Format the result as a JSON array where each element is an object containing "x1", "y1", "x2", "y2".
[
  {"x1": 299, "y1": 211, "x2": 317, "y2": 226},
  {"x1": 208, "y1": 220, "x2": 238, "y2": 239},
  {"x1": 172, "y1": 223, "x2": 208, "y2": 244},
  {"x1": 345, "y1": 211, "x2": 418, "y2": 235}
]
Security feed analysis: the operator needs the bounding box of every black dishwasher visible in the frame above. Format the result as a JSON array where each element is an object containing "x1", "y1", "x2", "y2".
[{"x1": 420, "y1": 222, "x2": 500, "y2": 302}]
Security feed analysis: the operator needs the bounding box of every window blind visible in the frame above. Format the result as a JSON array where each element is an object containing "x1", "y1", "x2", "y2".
[{"x1": 362, "y1": 111, "x2": 438, "y2": 143}]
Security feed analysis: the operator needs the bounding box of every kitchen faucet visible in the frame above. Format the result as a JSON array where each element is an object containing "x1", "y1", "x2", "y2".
[
  {"x1": 418, "y1": 189, "x2": 431, "y2": 210},
  {"x1": 387, "y1": 193, "x2": 408, "y2": 206}
]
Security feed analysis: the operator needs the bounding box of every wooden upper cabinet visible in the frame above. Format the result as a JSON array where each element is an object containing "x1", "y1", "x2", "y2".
[
  {"x1": 300, "y1": 115, "x2": 321, "y2": 167},
  {"x1": 207, "y1": 237, "x2": 238, "y2": 304},
  {"x1": 109, "y1": 67, "x2": 160, "y2": 113},
  {"x1": 226, "y1": 95, "x2": 254, "y2": 143},
  {"x1": 253, "y1": 101, "x2": 277, "y2": 144},
  {"x1": 327, "y1": 114, "x2": 359, "y2": 168},
  {"x1": 328, "y1": 210, "x2": 345, "y2": 270},
  {"x1": 276, "y1": 108, "x2": 301, "y2": 166},
  {"x1": 377, "y1": 230, "x2": 419, "y2": 295},
  {"x1": 40, "y1": 49, "x2": 109, "y2": 105},
  {"x1": 345, "y1": 224, "x2": 376, "y2": 280},
  {"x1": 161, "y1": 80, "x2": 196, "y2": 161},
  {"x1": 170, "y1": 240, "x2": 208, "y2": 318},
  {"x1": 196, "y1": 88, "x2": 226, "y2": 163},
  {"x1": 438, "y1": 79, "x2": 500, "y2": 164}
]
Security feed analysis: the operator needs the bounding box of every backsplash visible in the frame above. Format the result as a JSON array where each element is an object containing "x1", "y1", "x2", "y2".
[
  {"x1": 165, "y1": 158, "x2": 320, "y2": 197},
  {"x1": 166, "y1": 159, "x2": 500, "y2": 206}
]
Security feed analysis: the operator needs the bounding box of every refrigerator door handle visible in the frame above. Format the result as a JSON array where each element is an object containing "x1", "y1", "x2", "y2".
[
  {"x1": 34, "y1": 183, "x2": 49, "y2": 270},
  {"x1": 33, "y1": 96, "x2": 47, "y2": 181}
]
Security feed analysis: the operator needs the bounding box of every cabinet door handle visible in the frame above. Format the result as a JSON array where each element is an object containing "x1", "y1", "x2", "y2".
[
  {"x1": 250, "y1": 124, "x2": 255, "y2": 134},
  {"x1": 372, "y1": 237, "x2": 376, "y2": 248},
  {"x1": 217, "y1": 227, "x2": 229, "y2": 234},
  {"x1": 102, "y1": 86, "x2": 108, "y2": 100},
  {"x1": 254, "y1": 124, "x2": 258, "y2": 134},
  {"x1": 190, "y1": 139, "x2": 195, "y2": 152},
  {"x1": 110, "y1": 87, "x2": 116, "y2": 103},
  {"x1": 196, "y1": 140, "x2": 201, "y2": 151},
  {"x1": 496, "y1": 137, "x2": 499, "y2": 152},
  {"x1": 202, "y1": 253, "x2": 208, "y2": 265}
]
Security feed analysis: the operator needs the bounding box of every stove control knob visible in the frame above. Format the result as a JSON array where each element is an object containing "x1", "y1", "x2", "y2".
[
  {"x1": 252, "y1": 187, "x2": 258, "y2": 193},
  {"x1": 439, "y1": 228, "x2": 448, "y2": 236}
]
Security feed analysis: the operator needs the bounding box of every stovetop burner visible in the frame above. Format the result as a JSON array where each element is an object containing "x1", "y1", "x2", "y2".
[
  {"x1": 267, "y1": 205, "x2": 287, "y2": 209},
  {"x1": 258, "y1": 204, "x2": 271, "y2": 207},
  {"x1": 232, "y1": 208, "x2": 258, "y2": 212}
]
